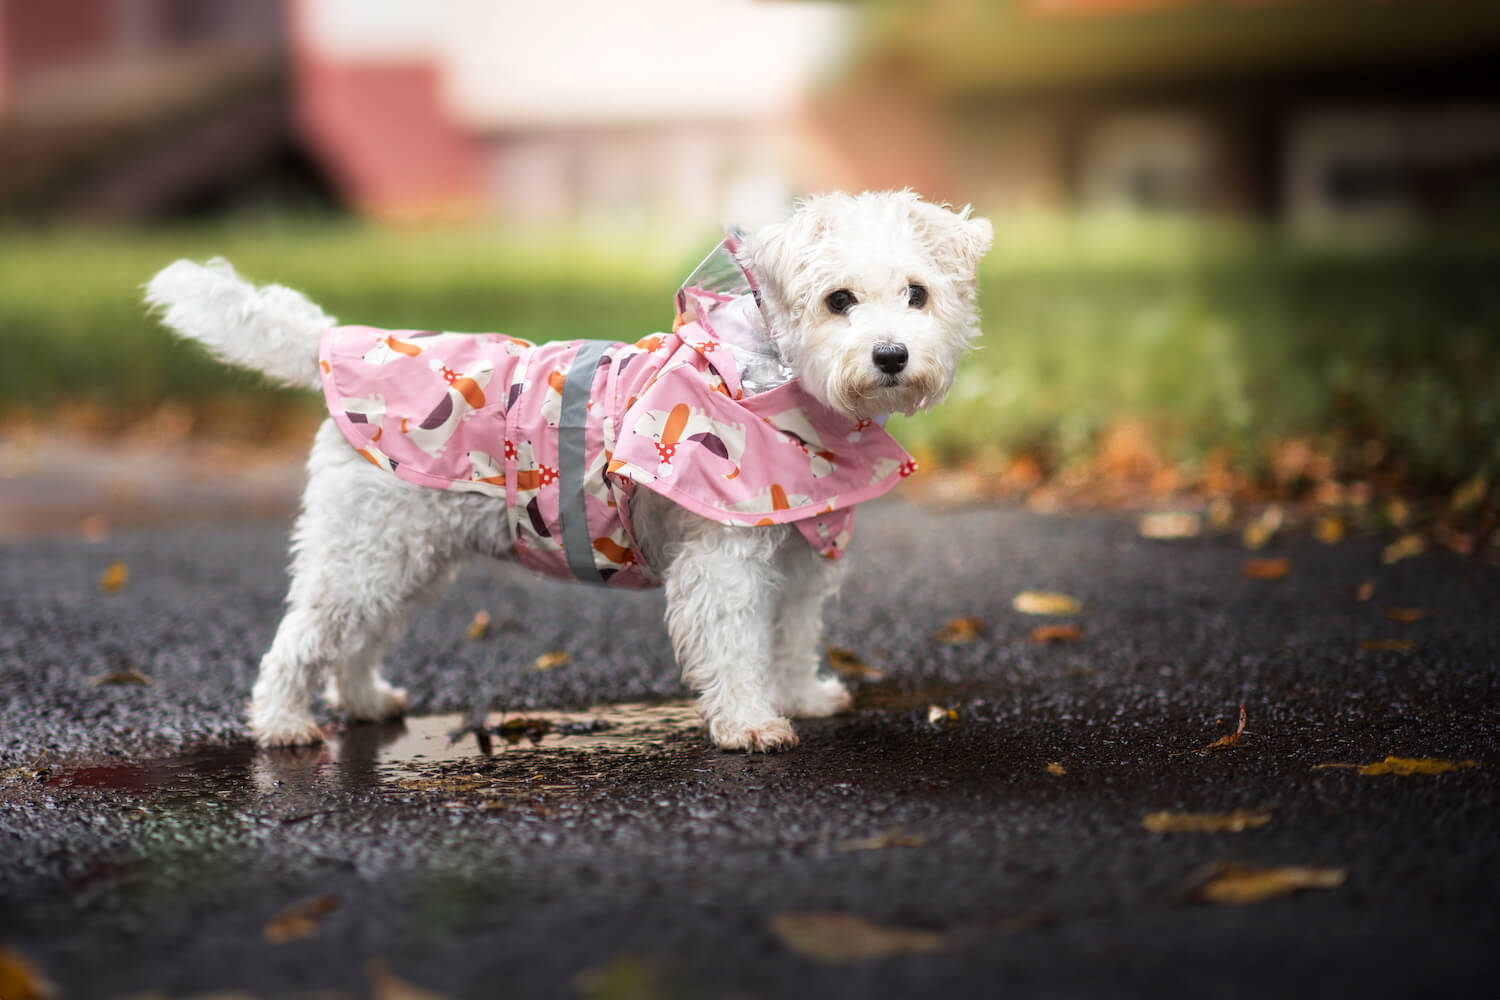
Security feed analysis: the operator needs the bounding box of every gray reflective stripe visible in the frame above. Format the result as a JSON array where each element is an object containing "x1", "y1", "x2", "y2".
[{"x1": 558, "y1": 340, "x2": 611, "y2": 583}]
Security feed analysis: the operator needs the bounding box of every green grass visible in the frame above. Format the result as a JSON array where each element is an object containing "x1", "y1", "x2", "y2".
[{"x1": 2, "y1": 218, "x2": 1496, "y2": 488}]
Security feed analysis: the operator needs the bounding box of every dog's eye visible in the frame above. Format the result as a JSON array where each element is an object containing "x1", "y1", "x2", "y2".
[
  {"x1": 907, "y1": 284, "x2": 928, "y2": 309},
  {"x1": 825, "y1": 289, "x2": 856, "y2": 315}
]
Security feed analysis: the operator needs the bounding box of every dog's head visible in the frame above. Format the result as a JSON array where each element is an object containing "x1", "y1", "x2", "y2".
[{"x1": 738, "y1": 190, "x2": 992, "y2": 421}]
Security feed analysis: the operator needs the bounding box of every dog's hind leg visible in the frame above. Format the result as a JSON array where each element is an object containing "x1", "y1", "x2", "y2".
[
  {"x1": 250, "y1": 423, "x2": 467, "y2": 746},
  {"x1": 768, "y1": 537, "x2": 853, "y2": 719}
]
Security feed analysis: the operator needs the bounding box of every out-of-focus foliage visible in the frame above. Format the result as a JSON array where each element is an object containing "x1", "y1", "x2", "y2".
[{"x1": 2, "y1": 218, "x2": 1496, "y2": 487}]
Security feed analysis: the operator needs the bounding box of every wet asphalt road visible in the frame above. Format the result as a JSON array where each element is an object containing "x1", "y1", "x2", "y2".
[{"x1": 1, "y1": 500, "x2": 1498, "y2": 999}]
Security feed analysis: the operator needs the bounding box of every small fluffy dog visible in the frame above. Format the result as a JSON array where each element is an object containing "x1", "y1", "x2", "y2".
[{"x1": 146, "y1": 190, "x2": 991, "y2": 752}]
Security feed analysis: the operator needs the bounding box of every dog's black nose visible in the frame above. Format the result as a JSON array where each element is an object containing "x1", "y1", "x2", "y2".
[{"x1": 871, "y1": 343, "x2": 908, "y2": 375}]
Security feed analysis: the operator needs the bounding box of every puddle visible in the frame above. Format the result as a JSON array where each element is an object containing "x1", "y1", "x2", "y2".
[{"x1": 35, "y1": 700, "x2": 703, "y2": 801}]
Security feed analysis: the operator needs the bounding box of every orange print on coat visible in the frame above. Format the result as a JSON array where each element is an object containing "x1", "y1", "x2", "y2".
[
  {"x1": 592, "y1": 537, "x2": 636, "y2": 565},
  {"x1": 452, "y1": 377, "x2": 486, "y2": 410},
  {"x1": 661, "y1": 403, "x2": 690, "y2": 446},
  {"x1": 384, "y1": 336, "x2": 422, "y2": 357},
  {"x1": 546, "y1": 369, "x2": 567, "y2": 394}
]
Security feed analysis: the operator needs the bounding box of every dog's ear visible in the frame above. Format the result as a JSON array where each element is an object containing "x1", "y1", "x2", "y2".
[
  {"x1": 738, "y1": 205, "x2": 829, "y2": 313},
  {"x1": 908, "y1": 198, "x2": 993, "y2": 279}
]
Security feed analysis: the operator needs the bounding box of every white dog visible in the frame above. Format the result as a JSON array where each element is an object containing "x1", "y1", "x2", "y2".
[{"x1": 145, "y1": 190, "x2": 991, "y2": 752}]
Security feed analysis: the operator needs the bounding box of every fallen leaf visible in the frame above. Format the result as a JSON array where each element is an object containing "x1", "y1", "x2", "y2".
[
  {"x1": 1012, "y1": 592, "x2": 1081, "y2": 616},
  {"x1": 927, "y1": 705, "x2": 958, "y2": 724},
  {"x1": 1450, "y1": 474, "x2": 1488, "y2": 513},
  {"x1": 1174, "y1": 703, "x2": 1247, "y2": 756},
  {"x1": 1241, "y1": 505, "x2": 1283, "y2": 549},
  {"x1": 1382, "y1": 534, "x2": 1425, "y2": 565},
  {"x1": 533, "y1": 650, "x2": 572, "y2": 671},
  {"x1": 837, "y1": 831, "x2": 927, "y2": 852},
  {"x1": 1029, "y1": 624, "x2": 1084, "y2": 644},
  {"x1": 1314, "y1": 756, "x2": 1478, "y2": 776},
  {"x1": 1360, "y1": 639, "x2": 1416, "y2": 652},
  {"x1": 1142, "y1": 809, "x2": 1272, "y2": 834},
  {"x1": 769, "y1": 911, "x2": 946, "y2": 964},
  {"x1": 87, "y1": 669, "x2": 152, "y2": 687},
  {"x1": 933, "y1": 616, "x2": 985, "y2": 643},
  {"x1": 1139, "y1": 511, "x2": 1201, "y2": 539},
  {"x1": 1382, "y1": 606, "x2": 1427, "y2": 623},
  {"x1": 1045, "y1": 761, "x2": 1067, "y2": 775},
  {"x1": 826, "y1": 645, "x2": 887, "y2": 681},
  {"x1": 466, "y1": 611, "x2": 491, "y2": 640},
  {"x1": 0, "y1": 947, "x2": 57, "y2": 1000},
  {"x1": 495, "y1": 716, "x2": 552, "y2": 742},
  {"x1": 1385, "y1": 497, "x2": 1411, "y2": 527},
  {"x1": 1207, "y1": 496, "x2": 1235, "y2": 528},
  {"x1": 368, "y1": 958, "x2": 451, "y2": 1000},
  {"x1": 1242, "y1": 557, "x2": 1291, "y2": 580},
  {"x1": 98, "y1": 560, "x2": 128, "y2": 593},
  {"x1": 1355, "y1": 580, "x2": 1375, "y2": 602},
  {"x1": 1195, "y1": 864, "x2": 1346, "y2": 904},
  {"x1": 1314, "y1": 515, "x2": 1345, "y2": 545},
  {"x1": 264, "y1": 894, "x2": 339, "y2": 943}
]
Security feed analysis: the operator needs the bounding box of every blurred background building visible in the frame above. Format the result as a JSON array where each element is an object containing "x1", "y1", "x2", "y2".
[{"x1": 4, "y1": 0, "x2": 1498, "y2": 231}]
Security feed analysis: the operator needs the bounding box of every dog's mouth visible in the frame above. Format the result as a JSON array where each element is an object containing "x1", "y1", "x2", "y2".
[{"x1": 879, "y1": 374, "x2": 902, "y2": 388}]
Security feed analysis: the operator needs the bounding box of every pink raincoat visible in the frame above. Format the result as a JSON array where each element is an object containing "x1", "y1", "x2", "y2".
[{"x1": 318, "y1": 240, "x2": 916, "y2": 588}]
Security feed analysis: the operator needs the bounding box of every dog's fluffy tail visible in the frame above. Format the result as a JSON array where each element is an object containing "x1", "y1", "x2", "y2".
[{"x1": 144, "y1": 258, "x2": 333, "y2": 390}]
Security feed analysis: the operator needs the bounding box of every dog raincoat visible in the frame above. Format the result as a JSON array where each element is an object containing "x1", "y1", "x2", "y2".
[{"x1": 318, "y1": 235, "x2": 917, "y2": 588}]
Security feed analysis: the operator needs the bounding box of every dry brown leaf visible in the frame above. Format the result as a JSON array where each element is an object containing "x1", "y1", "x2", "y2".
[
  {"x1": 1241, "y1": 506, "x2": 1283, "y2": 549},
  {"x1": 466, "y1": 611, "x2": 491, "y2": 640},
  {"x1": 98, "y1": 560, "x2": 128, "y2": 593},
  {"x1": 1142, "y1": 809, "x2": 1271, "y2": 834},
  {"x1": 1012, "y1": 591, "x2": 1081, "y2": 616},
  {"x1": 1242, "y1": 557, "x2": 1291, "y2": 580},
  {"x1": 1139, "y1": 511, "x2": 1201, "y2": 540},
  {"x1": 927, "y1": 705, "x2": 958, "y2": 724},
  {"x1": 1176, "y1": 703, "x2": 1247, "y2": 756},
  {"x1": 1355, "y1": 580, "x2": 1375, "y2": 602},
  {"x1": 1029, "y1": 624, "x2": 1084, "y2": 644},
  {"x1": 87, "y1": 669, "x2": 152, "y2": 687},
  {"x1": 826, "y1": 645, "x2": 887, "y2": 681},
  {"x1": 264, "y1": 894, "x2": 339, "y2": 943},
  {"x1": 1360, "y1": 639, "x2": 1416, "y2": 653},
  {"x1": 0, "y1": 947, "x2": 57, "y2": 1000},
  {"x1": 1314, "y1": 515, "x2": 1345, "y2": 545},
  {"x1": 1382, "y1": 606, "x2": 1427, "y2": 623},
  {"x1": 1382, "y1": 534, "x2": 1425, "y2": 565},
  {"x1": 1450, "y1": 474, "x2": 1488, "y2": 512},
  {"x1": 1386, "y1": 497, "x2": 1412, "y2": 527},
  {"x1": 367, "y1": 958, "x2": 451, "y2": 1000},
  {"x1": 1045, "y1": 761, "x2": 1067, "y2": 775},
  {"x1": 1314, "y1": 756, "x2": 1478, "y2": 776},
  {"x1": 1196, "y1": 864, "x2": 1346, "y2": 904},
  {"x1": 533, "y1": 650, "x2": 572, "y2": 671},
  {"x1": 933, "y1": 616, "x2": 985, "y2": 643},
  {"x1": 837, "y1": 831, "x2": 927, "y2": 852},
  {"x1": 769, "y1": 911, "x2": 946, "y2": 964}
]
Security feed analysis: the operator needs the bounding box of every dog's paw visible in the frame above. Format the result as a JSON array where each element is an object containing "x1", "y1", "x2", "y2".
[
  {"x1": 775, "y1": 676, "x2": 854, "y2": 719},
  {"x1": 252, "y1": 718, "x2": 326, "y2": 747},
  {"x1": 322, "y1": 679, "x2": 408, "y2": 722},
  {"x1": 711, "y1": 716, "x2": 799, "y2": 753}
]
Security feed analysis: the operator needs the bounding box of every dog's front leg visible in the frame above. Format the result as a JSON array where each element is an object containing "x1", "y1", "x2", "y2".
[
  {"x1": 769, "y1": 538, "x2": 852, "y2": 719},
  {"x1": 661, "y1": 520, "x2": 797, "y2": 752}
]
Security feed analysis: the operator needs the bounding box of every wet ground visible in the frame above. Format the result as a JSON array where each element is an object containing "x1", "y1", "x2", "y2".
[{"x1": 1, "y1": 499, "x2": 1498, "y2": 998}]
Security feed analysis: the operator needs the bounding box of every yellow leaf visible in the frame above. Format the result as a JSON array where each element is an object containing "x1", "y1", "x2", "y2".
[
  {"x1": 1175, "y1": 703, "x2": 1247, "y2": 756},
  {"x1": 533, "y1": 650, "x2": 572, "y2": 671},
  {"x1": 836, "y1": 831, "x2": 927, "y2": 852},
  {"x1": 826, "y1": 645, "x2": 886, "y2": 681},
  {"x1": 98, "y1": 560, "x2": 128, "y2": 593},
  {"x1": 466, "y1": 610, "x2": 491, "y2": 640},
  {"x1": 1242, "y1": 557, "x2": 1290, "y2": 580},
  {"x1": 1142, "y1": 809, "x2": 1271, "y2": 834},
  {"x1": 1012, "y1": 592, "x2": 1081, "y2": 616},
  {"x1": 264, "y1": 894, "x2": 339, "y2": 943},
  {"x1": 1360, "y1": 639, "x2": 1416, "y2": 652},
  {"x1": 1451, "y1": 474, "x2": 1488, "y2": 513},
  {"x1": 0, "y1": 947, "x2": 57, "y2": 1000},
  {"x1": 1381, "y1": 534, "x2": 1425, "y2": 565},
  {"x1": 1029, "y1": 624, "x2": 1084, "y2": 644},
  {"x1": 1314, "y1": 515, "x2": 1345, "y2": 545},
  {"x1": 1314, "y1": 756, "x2": 1478, "y2": 776},
  {"x1": 1241, "y1": 506, "x2": 1283, "y2": 549},
  {"x1": 1382, "y1": 606, "x2": 1427, "y2": 623},
  {"x1": 769, "y1": 911, "x2": 946, "y2": 964},
  {"x1": 933, "y1": 616, "x2": 985, "y2": 643},
  {"x1": 1045, "y1": 761, "x2": 1067, "y2": 775},
  {"x1": 1139, "y1": 511, "x2": 1201, "y2": 539},
  {"x1": 87, "y1": 669, "x2": 152, "y2": 687},
  {"x1": 1196, "y1": 865, "x2": 1346, "y2": 904}
]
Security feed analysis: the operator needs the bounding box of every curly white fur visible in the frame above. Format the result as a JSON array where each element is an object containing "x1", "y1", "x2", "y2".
[{"x1": 144, "y1": 190, "x2": 990, "y2": 753}]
